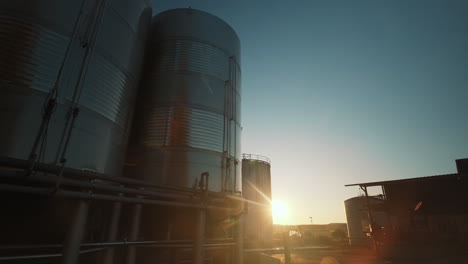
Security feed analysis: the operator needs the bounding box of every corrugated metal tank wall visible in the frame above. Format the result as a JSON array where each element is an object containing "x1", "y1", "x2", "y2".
[
  {"x1": 0, "y1": 0, "x2": 152, "y2": 247},
  {"x1": 126, "y1": 8, "x2": 242, "y2": 192},
  {"x1": 242, "y1": 154, "x2": 273, "y2": 243},
  {"x1": 344, "y1": 196, "x2": 388, "y2": 247},
  {"x1": 0, "y1": 0, "x2": 152, "y2": 176},
  {"x1": 344, "y1": 197, "x2": 371, "y2": 247}
]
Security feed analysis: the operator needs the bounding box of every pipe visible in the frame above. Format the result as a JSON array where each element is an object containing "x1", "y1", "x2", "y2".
[
  {"x1": 126, "y1": 203, "x2": 142, "y2": 264},
  {"x1": 0, "y1": 156, "x2": 216, "y2": 195},
  {"x1": 0, "y1": 247, "x2": 105, "y2": 261},
  {"x1": 61, "y1": 200, "x2": 89, "y2": 264},
  {"x1": 234, "y1": 213, "x2": 245, "y2": 264},
  {"x1": 0, "y1": 183, "x2": 233, "y2": 211},
  {"x1": 193, "y1": 209, "x2": 206, "y2": 264},
  {"x1": 102, "y1": 201, "x2": 122, "y2": 264},
  {"x1": 0, "y1": 170, "x2": 199, "y2": 203},
  {"x1": 0, "y1": 239, "x2": 235, "y2": 250}
]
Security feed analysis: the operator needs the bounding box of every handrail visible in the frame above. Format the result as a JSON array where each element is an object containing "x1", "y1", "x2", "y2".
[{"x1": 242, "y1": 153, "x2": 270, "y2": 164}]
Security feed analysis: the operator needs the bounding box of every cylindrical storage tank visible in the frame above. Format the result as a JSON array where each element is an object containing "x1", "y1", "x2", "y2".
[
  {"x1": 126, "y1": 8, "x2": 242, "y2": 192},
  {"x1": 344, "y1": 196, "x2": 388, "y2": 247},
  {"x1": 0, "y1": 0, "x2": 152, "y2": 176},
  {"x1": 345, "y1": 197, "x2": 372, "y2": 247},
  {"x1": 0, "y1": 0, "x2": 151, "y2": 246},
  {"x1": 242, "y1": 154, "x2": 273, "y2": 244}
]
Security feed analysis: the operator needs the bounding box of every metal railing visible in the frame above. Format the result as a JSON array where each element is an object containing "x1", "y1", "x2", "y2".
[{"x1": 242, "y1": 153, "x2": 271, "y2": 164}]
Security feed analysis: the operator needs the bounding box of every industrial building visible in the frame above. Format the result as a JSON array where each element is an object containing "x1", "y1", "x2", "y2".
[
  {"x1": 0, "y1": 2, "x2": 268, "y2": 264},
  {"x1": 345, "y1": 158, "x2": 468, "y2": 261}
]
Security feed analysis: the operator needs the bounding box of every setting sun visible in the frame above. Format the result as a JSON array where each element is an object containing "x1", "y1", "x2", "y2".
[{"x1": 272, "y1": 200, "x2": 288, "y2": 224}]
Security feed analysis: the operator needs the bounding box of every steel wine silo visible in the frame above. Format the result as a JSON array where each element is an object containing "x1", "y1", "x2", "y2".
[
  {"x1": 242, "y1": 154, "x2": 273, "y2": 243},
  {"x1": 127, "y1": 8, "x2": 242, "y2": 192},
  {"x1": 344, "y1": 196, "x2": 388, "y2": 247},
  {"x1": 0, "y1": 0, "x2": 152, "y2": 176}
]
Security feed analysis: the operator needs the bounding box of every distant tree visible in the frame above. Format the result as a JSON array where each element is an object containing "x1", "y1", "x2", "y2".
[{"x1": 331, "y1": 229, "x2": 347, "y2": 241}]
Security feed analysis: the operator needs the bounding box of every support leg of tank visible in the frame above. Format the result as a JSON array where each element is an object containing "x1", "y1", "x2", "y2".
[
  {"x1": 126, "y1": 203, "x2": 142, "y2": 264},
  {"x1": 234, "y1": 213, "x2": 244, "y2": 264},
  {"x1": 193, "y1": 209, "x2": 206, "y2": 264},
  {"x1": 103, "y1": 201, "x2": 122, "y2": 264},
  {"x1": 61, "y1": 200, "x2": 89, "y2": 264}
]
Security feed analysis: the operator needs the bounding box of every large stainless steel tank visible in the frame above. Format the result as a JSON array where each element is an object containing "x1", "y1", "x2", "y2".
[
  {"x1": 242, "y1": 154, "x2": 273, "y2": 243},
  {"x1": 0, "y1": 0, "x2": 152, "y2": 176},
  {"x1": 126, "y1": 8, "x2": 242, "y2": 192}
]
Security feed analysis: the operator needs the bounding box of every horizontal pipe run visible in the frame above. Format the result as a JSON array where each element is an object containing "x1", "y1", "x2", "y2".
[
  {"x1": 0, "y1": 156, "x2": 205, "y2": 194},
  {"x1": 0, "y1": 239, "x2": 236, "y2": 250},
  {"x1": 0, "y1": 170, "x2": 202, "y2": 201},
  {"x1": 0, "y1": 243, "x2": 237, "y2": 261},
  {"x1": 0, "y1": 247, "x2": 105, "y2": 261},
  {"x1": 244, "y1": 246, "x2": 331, "y2": 253},
  {"x1": 1, "y1": 245, "x2": 326, "y2": 261},
  {"x1": 0, "y1": 156, "x2": 231, "y2": 200},
  {"x1": 0, "y1": 183, "x2": 233, "y2": 211}
]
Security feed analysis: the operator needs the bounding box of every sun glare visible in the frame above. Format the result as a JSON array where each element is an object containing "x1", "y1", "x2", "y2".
[{"x1": 272, "y1": 200, "x2": 288, "y2": 223}]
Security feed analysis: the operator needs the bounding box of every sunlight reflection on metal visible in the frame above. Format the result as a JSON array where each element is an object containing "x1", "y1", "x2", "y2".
[
  {"x1": 245, "y1": 179, "x2": 272, "y2": 205},
  {"x1": 226, "y1": 194, "x2": 270, "y2": 208}
]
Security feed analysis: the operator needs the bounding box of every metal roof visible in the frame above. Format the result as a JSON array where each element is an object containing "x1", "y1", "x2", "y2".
[{"x1": 345, "y1": 173, "x2": 461, "y2": 187}]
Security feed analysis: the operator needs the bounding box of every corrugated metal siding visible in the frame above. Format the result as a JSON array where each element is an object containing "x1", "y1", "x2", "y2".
[
  {"x1": 150, "y1": 40, "x2": 229, "y2": 80},
  {"x1": 142, "y1": 106, "x2": 224, "y2": 152},
  {"x1": 0, "y1": 15, "x2": 68, "y2": 92},
  {"x1": 0, "y1": 0, "x2": 151, "y2": 176},
  {"x1": 80, "y1": 53, "x2": 135, "y2": 127},
  {"x1": 110, "y1": 0, "x2": 148, "y2": 33}
]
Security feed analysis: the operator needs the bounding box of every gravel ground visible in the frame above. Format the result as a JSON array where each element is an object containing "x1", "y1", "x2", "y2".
[{"x1": 270, "y1": 247, "x2": 379, "y2": 264}]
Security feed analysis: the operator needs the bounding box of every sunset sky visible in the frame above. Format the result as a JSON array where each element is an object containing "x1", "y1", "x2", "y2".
[{"x1": 154, "y1": 0, "x2": 468, "y2": 224}]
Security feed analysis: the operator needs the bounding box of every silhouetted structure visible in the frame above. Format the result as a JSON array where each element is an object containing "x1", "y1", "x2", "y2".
[
  {"x1": 346, "y1": 158, "x2": 468, "y2": 261},
  {"x1": 0, "y1": 5, "x2": 245, "y2": 264},
  {"x1": 344, "y1": 196, "x2": 388, "y2": 247},
  {"x1": 242, "y1": 154, "x2": 273, "y2": 246}
]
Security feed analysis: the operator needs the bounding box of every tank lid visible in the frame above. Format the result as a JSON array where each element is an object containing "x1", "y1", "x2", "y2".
[
  {"x1": 151, "y1": 8, "x2": 240, "y2": 58},
  {"x1": 242, "y1": 153, "x2": 270, "y2": 165}
]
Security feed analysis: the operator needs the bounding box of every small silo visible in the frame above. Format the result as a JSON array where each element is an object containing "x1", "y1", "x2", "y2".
[
  {"x1": 126, "y1": 8, "x2": 242, "y2": 193},
  {"x1": 344, "y1": 196, "x2": 388, "y2": 247},
  {"x1": 0, "y1": 0, "x2": 152, "y2": 176},
  {"x1": 242, "y1": 154, "x2": 273, "y2": 244}
]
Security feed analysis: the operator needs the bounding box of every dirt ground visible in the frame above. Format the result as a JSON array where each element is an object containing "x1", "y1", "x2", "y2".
[{"x1": 270, "y1": 247, "x2": 379, "y2": 264}]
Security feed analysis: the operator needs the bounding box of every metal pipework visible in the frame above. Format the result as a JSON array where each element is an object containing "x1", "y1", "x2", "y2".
[
  {"x1": 61, "y1": 200, "x2": 90, "y2": 264},
  {"x1": 0, "y1": 239, "x2": 236, "y2": 250},
  {"x1": 126, "y1": 202, "x2": 142, "y2": 264},
  {"x1": 0, "y1": 183, "x2": 233, "y2": 212},
  {"x1": 193, "y1": 209, "x2": 206, "y2": 264},
  {"x1": 0, "y1": 242, "x2": 239, "y2": 261},
  {"x1": 102, "y1": 201, "x2": 122, "y2": 264},
  {"x1": 0, "y1": 170, "x2": 204, "y2": 201},
  {"x1": 234, "y1": 204, "x2": 246, "y2": 264},
  {"x1": 0, "y1": 156, "x2": 200, "y2": 193},
  {"x1": 0, "y1": 247, "x2": 105, "y2": 261}
]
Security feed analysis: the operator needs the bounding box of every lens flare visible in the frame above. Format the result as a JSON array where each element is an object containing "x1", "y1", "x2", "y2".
[{"x1": 272, "y1": 200, "x2": 288, "y2": 223}]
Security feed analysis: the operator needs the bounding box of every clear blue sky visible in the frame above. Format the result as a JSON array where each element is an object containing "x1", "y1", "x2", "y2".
[{"x1": 152, "y1": 0, "x2": 468, "y2": 224}]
